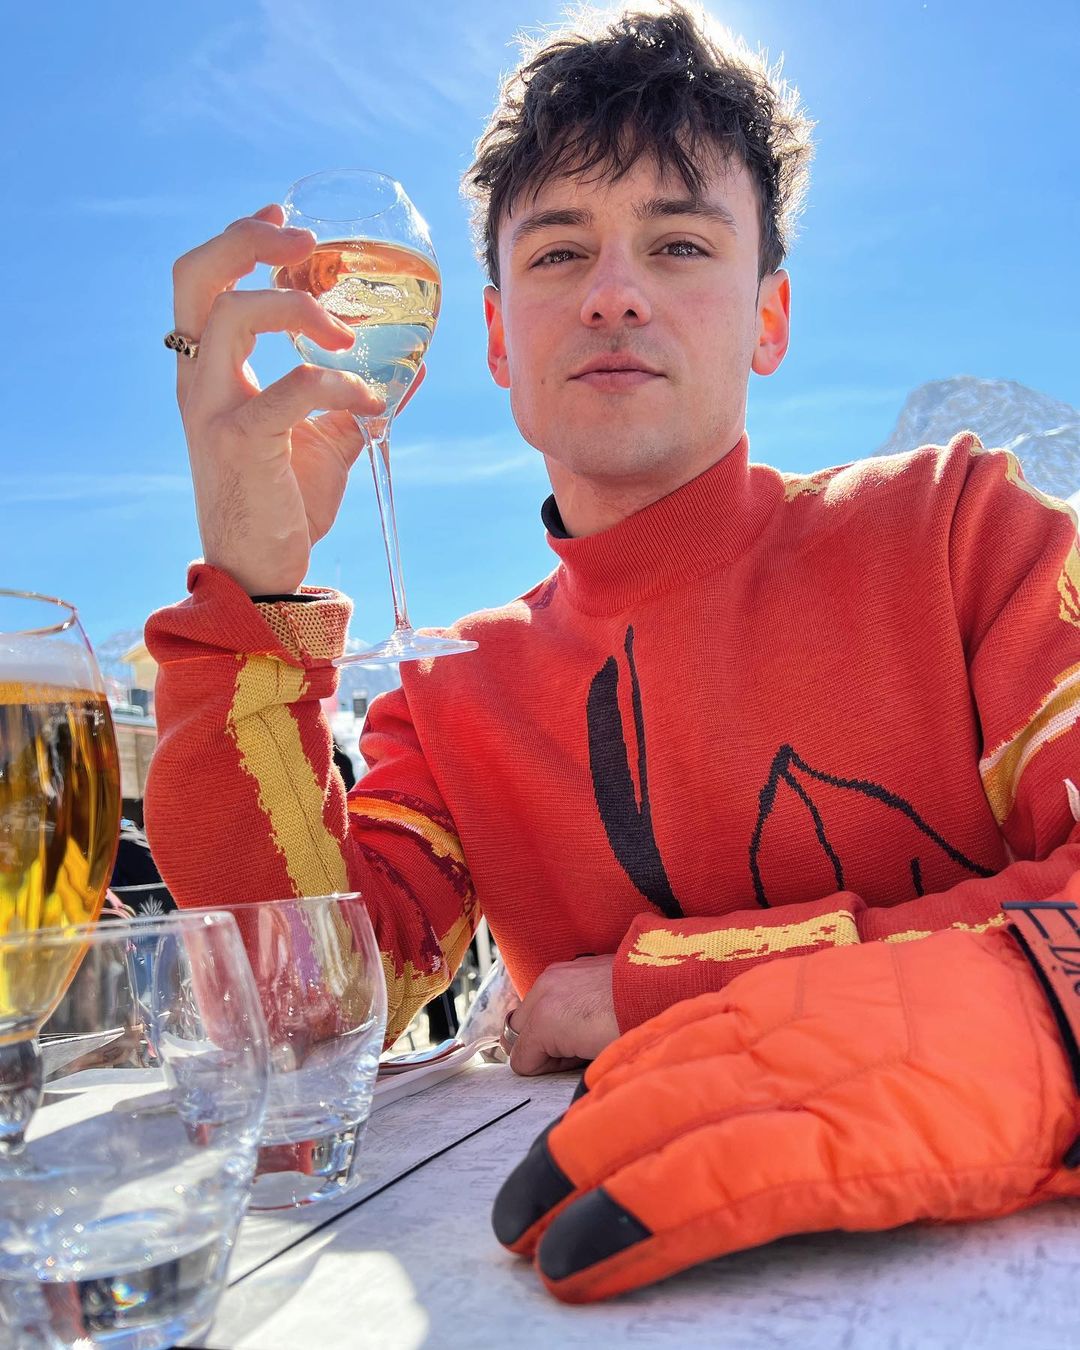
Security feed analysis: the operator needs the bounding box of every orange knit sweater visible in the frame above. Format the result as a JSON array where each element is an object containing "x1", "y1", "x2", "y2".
[{"x1": 144, "y1": 432, "x2": 1080, "y2": 1043}]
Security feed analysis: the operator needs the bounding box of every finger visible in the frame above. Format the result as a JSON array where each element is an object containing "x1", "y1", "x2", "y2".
[
  {"x1": 296, "y1": 410, "x2": 368, "y2": 474},
  {"x1": 500, "y1": 1002, "x2": 522, "y2": 1057},
  {"x1": 509, "y1": 1021, "x2": 561, "y2": 1078},
  {"x1": 195, "y1": 289, "x2": 358, "y2": 415},
  {"x1": 508, "y1": 998, "x2": 588, "y2": 1077},
  {"x1": 173, "y1": 213, "x2": 316, "y2": 339},
  {"x1": 235, "y1": 364, "x2": 386, "y2": 440},
  {"x1": 492, "y1": 1048, "x2": 770, "y2": 1256},
  {"x1": 511, "y1": 1051, "x2": 586, "y2": 1078},
  {"x1": 251, "y1": 203, "x2": 285, "y2": 226},
  {"x1": 535, "y1": 1109, "x2": 841, "y2": 1304}
]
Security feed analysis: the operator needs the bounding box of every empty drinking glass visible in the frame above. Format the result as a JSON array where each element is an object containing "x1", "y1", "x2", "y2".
[
  {"x1": 188, "y1": 893, "x2": 387, "y2": 1210},
  {"x1": 0, "y1": 912, "x2": 270, "y2": 1350}
]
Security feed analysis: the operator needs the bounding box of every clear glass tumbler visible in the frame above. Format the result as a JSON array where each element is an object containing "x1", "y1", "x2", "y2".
[
  {"x1": 190, "y1": 893, "x2": 388, "y2": 1210},
  {"x1": 0, "y1": 912, "x2": 270, "y2": 1350}
]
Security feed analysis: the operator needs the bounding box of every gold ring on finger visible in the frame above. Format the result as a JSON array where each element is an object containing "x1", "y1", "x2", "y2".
[{"x1": 164, "y1": 330, "x2": 200, "y2": 360}]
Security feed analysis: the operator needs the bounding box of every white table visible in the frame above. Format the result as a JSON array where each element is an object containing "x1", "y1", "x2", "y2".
[{"x1": 190, "y1": 1061, "x2": 1080, "y2": 1350}]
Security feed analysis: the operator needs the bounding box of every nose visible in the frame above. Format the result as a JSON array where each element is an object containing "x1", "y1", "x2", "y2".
[{"x1": 579, "y1": 250, "x2": 652, "y2": 330}]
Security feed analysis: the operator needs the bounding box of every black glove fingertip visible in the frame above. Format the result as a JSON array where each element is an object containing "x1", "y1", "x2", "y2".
[
  {"x1": 537, "y1": 1187, "x2": 652, "y2": 1283},
  {"x1": 492, "y1": 1121, "x2": 575, "y2": 1247}
]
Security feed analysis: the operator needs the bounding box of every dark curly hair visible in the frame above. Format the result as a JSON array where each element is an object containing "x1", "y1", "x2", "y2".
[{"x1": 464, "y1": 2, "x2": 814, "y2": 285}]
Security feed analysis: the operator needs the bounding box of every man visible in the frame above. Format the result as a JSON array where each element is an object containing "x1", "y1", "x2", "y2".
[{"x1": 148, "y1": 3, "x2": 1080, "y2": 1301}]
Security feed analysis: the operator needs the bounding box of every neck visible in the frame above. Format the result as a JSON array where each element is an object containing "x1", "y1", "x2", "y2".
[{"x1": 544, "y1": 432, "x2": 748, "y2": 538}]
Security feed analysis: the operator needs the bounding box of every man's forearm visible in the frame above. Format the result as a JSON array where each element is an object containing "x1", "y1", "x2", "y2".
[
  {"x1": 611, "y1": 829, "x2": 1080, "y2": 1031},
  {"x1": 145, "y1": 563, "x2": 478, "y2": 1043}
]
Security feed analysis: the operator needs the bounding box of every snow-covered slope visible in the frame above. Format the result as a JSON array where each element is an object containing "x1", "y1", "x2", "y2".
[{"x1": 875, "y1": 376, "x2": 1079, "y2": 502}]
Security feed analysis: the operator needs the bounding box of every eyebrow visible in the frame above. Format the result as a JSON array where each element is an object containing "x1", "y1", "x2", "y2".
[
  {"x1": 637, "y1": 195, "x2": 739, "y2": 236},
  {"x1": 509, "y1": 195, "x2": 739, "y2": 249},
  {"x1": 510, "y1": 208, "x2": 593, "y2": 248}
]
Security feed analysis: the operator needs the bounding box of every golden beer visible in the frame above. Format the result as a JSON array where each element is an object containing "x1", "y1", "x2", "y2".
[{"x1": 0, "y1": 681, "x2": 121, "y2": 1029}]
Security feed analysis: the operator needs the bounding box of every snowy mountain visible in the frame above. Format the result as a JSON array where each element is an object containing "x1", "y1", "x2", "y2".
[{"x1": 874, "y1": 376, "x2": 1079, "y2": 502}]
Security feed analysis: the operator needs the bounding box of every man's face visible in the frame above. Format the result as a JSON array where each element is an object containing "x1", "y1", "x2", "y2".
[{"x1": 484, "y1": 152, "x2": 790, "y2": 496}]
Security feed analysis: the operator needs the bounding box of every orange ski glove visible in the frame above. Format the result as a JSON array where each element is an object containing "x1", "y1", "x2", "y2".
[{"x1": 493, "y1": 924, "x2": 1080, "y2": 1303}]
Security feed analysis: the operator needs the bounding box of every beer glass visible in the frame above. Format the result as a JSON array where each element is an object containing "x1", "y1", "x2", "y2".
[{"x1": 0, "y1": 590, "x2": 121, "y2": 1154}]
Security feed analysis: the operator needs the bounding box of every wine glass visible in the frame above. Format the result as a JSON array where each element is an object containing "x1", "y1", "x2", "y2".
[
  {"x1": 273, "y1": 168, "x2": 478, "y2": 666},
  {"x1": 0, "y1": 590, "x2": 121, "y2": 1155}
]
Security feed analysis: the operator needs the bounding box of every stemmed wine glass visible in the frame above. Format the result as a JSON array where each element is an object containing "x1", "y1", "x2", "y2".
[
  {"x1": 274, "y1": 169, "x2": 478, "y2": 666},
  {"x1": 0, "y1": 590, "x2": 121, "y2": 1155}
]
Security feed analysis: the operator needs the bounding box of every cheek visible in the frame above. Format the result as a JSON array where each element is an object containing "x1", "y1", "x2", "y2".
[
  {"x1": 505, "y1": 307, "x2": 556, "y2": 389},
  {"x1": 686, "y1": 285, "x2": 756, "y2": 361}
]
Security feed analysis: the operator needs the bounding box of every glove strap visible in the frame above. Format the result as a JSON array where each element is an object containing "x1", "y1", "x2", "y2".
[{"x1": 1003, "y1": 900, "x2": 1080, "y2": 1167}]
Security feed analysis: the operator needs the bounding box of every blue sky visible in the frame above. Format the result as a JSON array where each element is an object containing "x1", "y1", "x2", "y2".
[{"x1": 0, "y1": 0, "x2": 1076, "y2": 647}]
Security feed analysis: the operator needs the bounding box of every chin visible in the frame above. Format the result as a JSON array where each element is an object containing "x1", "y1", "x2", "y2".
[{"x1": 543, "y1": 434, "x2": 683, "y2": 482}]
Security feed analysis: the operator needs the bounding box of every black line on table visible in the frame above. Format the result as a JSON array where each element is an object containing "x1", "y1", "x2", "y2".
[{"x1": 227, "y1": 1097, "x2": 533, "y2": 1290}]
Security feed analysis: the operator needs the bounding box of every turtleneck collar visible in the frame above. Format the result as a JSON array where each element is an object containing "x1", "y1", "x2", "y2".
[{"x1": 541, "y1": 435, "x2": 782, "y2": 615}]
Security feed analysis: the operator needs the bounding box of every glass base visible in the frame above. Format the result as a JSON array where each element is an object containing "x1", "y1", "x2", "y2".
[
  {"x1": 2, "y1": 1234, "x2": 226, "y2": 1350},
  {"x1": 249, "y1": 1122, "x2": 368, "y2": 1210},
  {"x1": 0, "y1": 1035, "x2": 43, "y2": 1157},
  {"x1": 333, "y1": 629, "x2": 479, "y2": 667}
]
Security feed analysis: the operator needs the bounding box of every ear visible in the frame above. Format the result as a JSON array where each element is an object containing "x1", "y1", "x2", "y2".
[
  {"x1": 484, "y1": 284, "x2": 511, "y2": 389},
  {"x1": 751, "y1": 269, "x2": 791, "y2": 376}
]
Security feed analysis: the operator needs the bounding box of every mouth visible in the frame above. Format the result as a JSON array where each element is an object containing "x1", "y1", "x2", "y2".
[{"x1": 569, "y1": 357, "x2": 664, "y2": 391}]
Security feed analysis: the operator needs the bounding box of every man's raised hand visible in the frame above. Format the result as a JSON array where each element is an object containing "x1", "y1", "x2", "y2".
[{"x1": 170, "y1": 205, "x2": 422, "y2": 596}]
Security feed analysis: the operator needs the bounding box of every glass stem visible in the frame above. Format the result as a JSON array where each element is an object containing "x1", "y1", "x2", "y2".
[
  {"x1": 358, "y1": 417, "x2": 412, "y2": 635},
  {"x1": 0, "y1": 1036, "x2": 43, "y2": 1156}
]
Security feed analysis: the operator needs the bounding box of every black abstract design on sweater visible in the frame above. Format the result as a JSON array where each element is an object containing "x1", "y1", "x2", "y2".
[
  {"x1": 587, "y1": 628, "x2": 995, "y2": 918},
  {"x1": 749, "y1": 744, "x2": 995, "y2": 908},
  {"x1": 587, "y1": 626, "x2": 684, "y2": 919}
]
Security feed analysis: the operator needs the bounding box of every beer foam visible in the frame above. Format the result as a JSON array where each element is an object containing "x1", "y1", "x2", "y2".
[{"x1": 0, "y1": 638, "x2": 101, "y2": 699}]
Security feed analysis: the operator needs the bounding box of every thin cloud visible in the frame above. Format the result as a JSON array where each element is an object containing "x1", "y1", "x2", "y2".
[
  {"x1": 763, "y1": 387, "x2": 906, "y2": 415},
  {"x1": 74, "y1": 195, "x2": 197, "y2": 218},
  {"x1": 151, "y1": 2, "x2": 517, "y2": 144},
  {"x1": 391, "y1": 435, "x2": 540, "y2": 486},
  {"x1": 1, "y1": 444, "x2": 537, "y2": 509},
  {"x1": 0, "y1": 474, "x2": 191, "y2": 505}
]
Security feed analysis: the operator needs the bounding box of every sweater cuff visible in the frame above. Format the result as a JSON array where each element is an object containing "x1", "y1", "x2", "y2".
[
  {"x1": 179, "y1": 562, "x2": 351, "y2": 666},
  {"x1": 612, "y1": 893, "x2": 868, "y2": 1033},
  {"x1": 1002, "y1": 871, "x2": 1080, "y2": 1167}
]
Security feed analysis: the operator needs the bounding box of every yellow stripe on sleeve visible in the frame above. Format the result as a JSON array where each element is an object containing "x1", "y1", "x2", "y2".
[
  {"x1": 382, "y1": 909, "x2": 477, "y2": 1042},
  {"x1": 980, "y1": 663, "x2": 1080, "y2": 825},
  {"x1": 347, "y1": 796, "x2": 467, "y2": 868},
  {"x1": 1059, "y1": 541, "x2": 1080, "y2": 630},
  {"x1": 627, "y1": 908, "x2": 860, "y2": 968},
  {"x1": 982, "y1": 447, "x2": 1080, "y2": 523},
  {"x1": 228, "y1": 654, "x2": 348, "y2": 897},
  {"x1": 882, "y1": 912, "x2": 1007, "y2": 944}
]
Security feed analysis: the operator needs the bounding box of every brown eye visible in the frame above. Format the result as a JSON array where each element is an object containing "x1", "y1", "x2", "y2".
[{"x1": 534, "y1": 248, "x2": 579, "y2": 266}]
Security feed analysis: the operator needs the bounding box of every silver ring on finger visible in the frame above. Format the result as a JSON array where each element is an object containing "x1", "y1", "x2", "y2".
[
  {"x1": 500, "y1": 1010, "x2": 519, "y2": 1054},
  {"x1": 164, "y1": 330, "x2": 200, "y2": 360}
]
